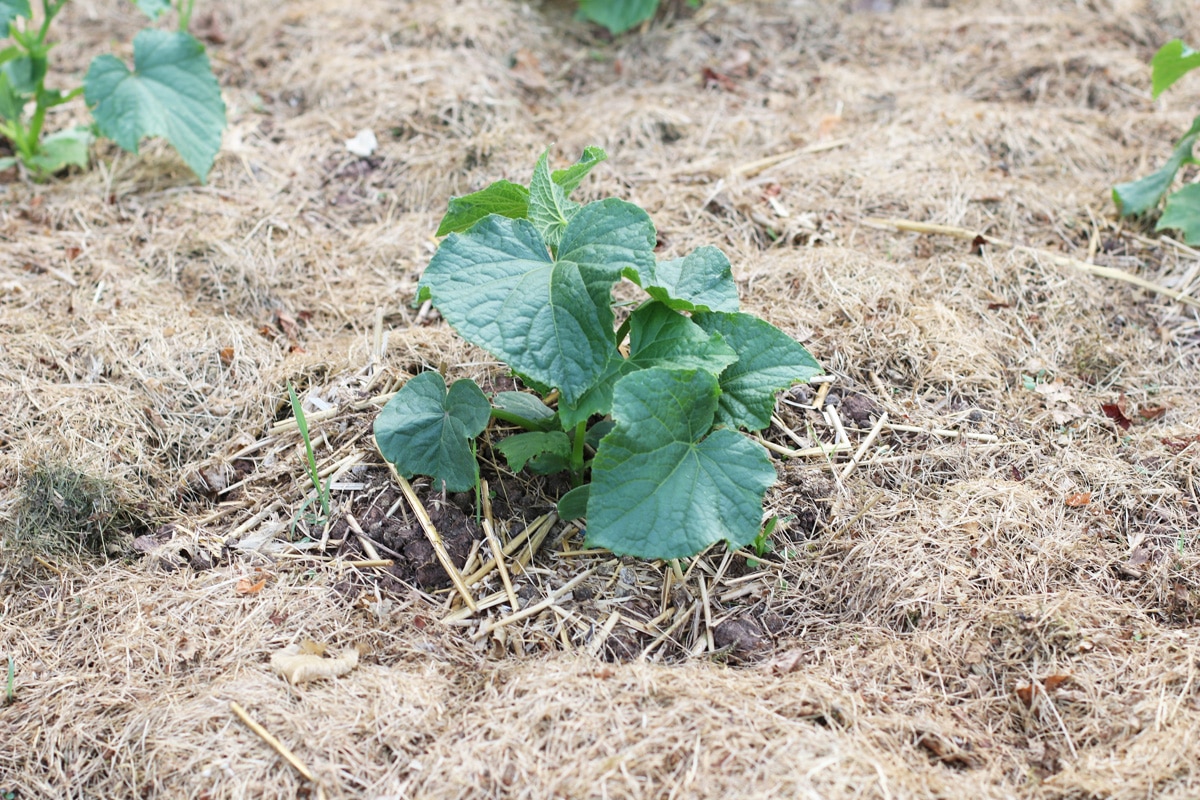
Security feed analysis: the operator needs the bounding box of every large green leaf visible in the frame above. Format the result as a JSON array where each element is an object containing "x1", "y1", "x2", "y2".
[
  {"x1": 585, "y1": 368, "x2": 777, "y2": 559},
  {"x1": 1157, "y1": 183, "x2": 1200, "y2": 245},
  {"x1": 693, "y1": 312, "x2": 822, "y2": 431},
  {"x1": 558, "y1": 301, "x2": 737, "y2": 429},
  {"x1": 84, "y1": 30, "x2": 226, "y2": 182},
  {"x1": 1152, "y1": 39, "x2": 1200, "y2": 99},
  {"x1": 422, "y1": 198, "x2": 655, "y2": 405},
  {"x1": 0, "y1": 0, "x2": 29, "y2": 33},
  {"x1": 577, "y1": 0, "x2": 658, "y2": 34},
  {"x1": 551, "y1": 145, "x2": 607, "y2": 195},
  {"x1": 1114, "y1": 115, "x2": 1200, "y2": 216},
  {"x1": 528, "y1": 150, "x2": 579, "y2": 249},
  {"x1": 435, "y1": 180, "x2": 530, "y2": 236},
  {"x1": 630, "y1": 245, "x2": 740, "y2": 313},
  {"x1": 373, "y1": 372, "x2": 491, "y2": 493}
]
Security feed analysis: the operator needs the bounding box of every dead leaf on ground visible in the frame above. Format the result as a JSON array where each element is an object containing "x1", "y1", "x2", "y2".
[
  {"x1": 235, "y1": 575, "x2": 268, "y2": 595},
  {"x1": 1138, "y1": 405, "x2": 1167, "y2": 420},
  {"x1": 1101, "y1": 395, "x2": 1132, "y2": 430},
  {"x1": 701, "y1": 66, "x2": 738, "y2": 92},
  {"x1": 270, "y1": 641, "x2": 362, "y2": 685},
  {"x1": 1064, "y1": 492, "x2": 1091, "y2": 507},
  {"x1": 1015, "y1": 674, "x2": 1072, "y2": 707}
]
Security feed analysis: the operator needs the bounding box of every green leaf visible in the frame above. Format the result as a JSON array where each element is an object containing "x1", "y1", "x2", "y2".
[
  {"x1": 84, "y1": 30, "x2": 226, "y2": 182},
  {"x1": 2, "y1": 52, "x2": 45, "y2": 95},
  {"x1": 494, "y1": 431, "x2": 572, "y2": 473},
  {"x1": 626, "y1": 301, "x2": 738, "y2": 373},
  {"x1": 492, "y1": 390, "x2": 557, "y2": 430},
  {"x1": 0, "y1": 156, "x2": 15, "y2": 170},
  {"x1": 0, "y1": 71, "x2": 21, "y2": 122},
  {"x1": 132, "y1": 0, "x2": 172, "y2": 20},
  {"x1": 27, "y1": 126, "x2": 91, "y2": 173},
  {"x1": 421, "y1": 199, "x2": 655, "y2": 406},
  {"x1": 693, "y1": 312, "x2": 822, "y2": 431},
  {"x1": 551, "y1": 145, "x2": 607, "y2": 196},
  {"x1": 577, "y1": 0, "x2": 659, "y2": 35},
  {"x1": 630, "y1": 245, "x2": 740, "y2": 313},
  {"x1": 557, "y1": 484, "x2": 590, "y2": 520},
  {"x1": 585, "y1": 368, "x2": 777, "y2": 559},
  {"x1": 373, "y1": 372, "x2": 491, "y2": 493},
  {"x1": 1151, "y1": 39, "x2": 1200, "y2": 99},
  {"x1": 0, "y1": 0, "x2": 29, "y2": 33},
  {"x1": 1114, "y1": 115, "x2": 1200, "y2": 216},
  {"x1": 558, "y1": 300, "x2": 736, "y2": 429},
  {"x1": 1157, "y1": 183, "x2": 1200, "y2": 245},
  {"x1": 528, "y1": 150, "x2": 579, "y2": 249},
  {"x1": 435, "y1": 180, "x2": 530, "y2": 236}
]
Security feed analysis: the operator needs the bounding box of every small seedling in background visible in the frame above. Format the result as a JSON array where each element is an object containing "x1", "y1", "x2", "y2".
[
  {"x1": 1113, "y1": 39, "x2": 1200, "y2": 244},
  {"x1": 5, "y1": 656, "x2": 14, "y2": 704},
  {"x1": 287, "y1": 382, "x2": 331, "y2": 535},
  {"x1": 576, "y1": 0, "x2": 702, "y2": 35},
  {"x1": 745, "y1": 516, "x2": 778, "y2": 569},
  {"x1": 0, "y1": 0, "x2": 225, "y2": 180}
]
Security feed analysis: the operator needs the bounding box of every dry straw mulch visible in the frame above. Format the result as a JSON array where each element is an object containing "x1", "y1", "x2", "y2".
[{"x1": 2, "y1": 0, "x2": 1199, "y2": 797}]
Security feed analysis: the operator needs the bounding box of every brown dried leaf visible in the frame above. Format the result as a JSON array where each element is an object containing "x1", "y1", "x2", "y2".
[
  {"x1": 1064, "y1": 492, "x2": 1091, "y2": 507},
  {"x1": 1101, "y1": 395, "x2": 1132, "y2": 430},
  {"x1": 1138, "y1": 405, "x2": 1167, "y2": 420},
  {"x1": 235, "y1": 575, "x2": 267, "y2": 595}
]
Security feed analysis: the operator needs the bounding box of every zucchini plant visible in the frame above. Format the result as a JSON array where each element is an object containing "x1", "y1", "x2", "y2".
[
  {"x1": 374, "y1": 148, "x2": 822, "y2": 560},
  {"x1": 0, "y1": 0, "x2": 225, "y2": 181}
]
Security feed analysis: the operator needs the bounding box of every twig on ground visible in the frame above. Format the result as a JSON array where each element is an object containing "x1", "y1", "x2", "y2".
[
  {"x1": 842, "y1": 412, "x2": 888, "y2": 479},
  {"x1": 230, "y1": 701, "x2": 318, "y2": 783},
  {"x1": 864, "y1": 217, "x2": 1200, "y2": 309},
  {"x1": 378, "y1": 457, "x2": 477, "y2": 612}
]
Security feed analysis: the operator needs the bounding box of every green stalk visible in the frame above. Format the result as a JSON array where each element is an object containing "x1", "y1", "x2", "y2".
[
  {"x1": 489, "y1": 408, "x2": 546, "y2": 431},
  {"x1": 176, "y1": 0, "x2": 194, "y2": 32},
  {"x1": 569, "y1": 419, "x2": 587, "y2": 487}
]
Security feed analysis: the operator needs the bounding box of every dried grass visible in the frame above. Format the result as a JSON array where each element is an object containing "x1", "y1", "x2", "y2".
[{"x1": 2, "y1": 0, "x2": 1199, "y2": 797}]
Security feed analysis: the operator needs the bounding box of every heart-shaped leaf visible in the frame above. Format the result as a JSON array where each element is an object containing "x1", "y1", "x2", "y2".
[
  {"x1": 84, "y1": 30, "x2": 226, "y2": 182},
  {"x1": 374, "y1": 372, "x2": 491, "y2": 492},
  {"x1": 585, "y1": 368, "x2": 777, "y2": 559},
  {"x1": 420, "y1": 199, "x2": 655, "y2": 405}
]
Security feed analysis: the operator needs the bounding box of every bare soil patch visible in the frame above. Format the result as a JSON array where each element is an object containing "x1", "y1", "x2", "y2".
[{"x1": 2, "y1": 0, "x2": 1199, "y2": 798}]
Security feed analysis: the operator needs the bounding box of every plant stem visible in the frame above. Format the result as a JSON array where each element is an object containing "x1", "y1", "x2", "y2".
[
  {"x1": 177, "y1": 0, "x2": 195, "y2": 32},
  {"x1": 569, "y1": 420, "x2": 587, "y2": 487},
  {"x1": 489, "y1": 408, "x2": 546, "y2": 431}
]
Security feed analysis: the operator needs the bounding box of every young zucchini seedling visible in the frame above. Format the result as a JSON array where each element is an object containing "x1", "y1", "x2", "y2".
[{"x1": 374, "y1": 147, "x2": 822, "y2": 560}]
